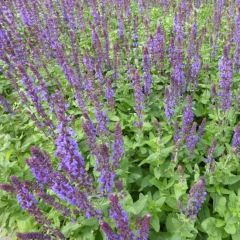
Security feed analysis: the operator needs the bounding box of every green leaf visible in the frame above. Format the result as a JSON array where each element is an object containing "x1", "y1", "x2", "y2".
[
  {"x1": 201, "y1": 217, "x2": 223, "y2": 238},
  {"x1": 201, "y1": 217, "x2": 216, "y2": 233},
  {"x1": 17, "y1": 217, "x2": 35, "y2": 232},
  {"x1": 222, "y1": 175, "x2": 240, "y2": 185},
  {"x1": 155, "y1": 197, "x2": 166, "y2": 208},
  {"x1": 154, "y1": 167, "x2": 161, "y2": 179},
  {"x1": 214, "y1": 196, "x2": 226, "y2": 217},
  {"x1": 128, "y1": 193, "x2": 148, "y2": 215},
  {"x1": 232, "y1": 231, "x2": 240, "y2": 240},
  {"x1": 224, "y1": 223, "x2": 236, "y2": 235},
  {"x1": 174, "y1": 182, "x2": 187, "y2": 200},
  {"x1": 61, "y1": 222, "x2": 82, "y2": 236},
  {"x1": 151, "y1": 214, "x2": 160, "y2": 232}
]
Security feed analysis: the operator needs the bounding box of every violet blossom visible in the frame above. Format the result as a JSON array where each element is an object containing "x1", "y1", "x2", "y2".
[
  {"x1": 218, "y1": 45, "x2": 233, "y2": 112},
  {"x1": 184, "y1": 178, "x2": 207, "y2": 219}
]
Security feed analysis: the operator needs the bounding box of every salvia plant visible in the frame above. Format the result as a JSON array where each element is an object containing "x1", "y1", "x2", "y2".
[{"x1": 1, "y1": 0, "x2": 240, "y2": 239}]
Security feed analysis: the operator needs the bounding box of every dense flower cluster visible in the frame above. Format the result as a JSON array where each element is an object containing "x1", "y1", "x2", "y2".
[{"x1": 26, "y1": 147, "x2": 99, "y2": 219}]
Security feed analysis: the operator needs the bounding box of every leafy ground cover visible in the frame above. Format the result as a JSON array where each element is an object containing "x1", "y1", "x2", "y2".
[{"x1": 1, "y1": 0, "x2": 240, "y2": 239}]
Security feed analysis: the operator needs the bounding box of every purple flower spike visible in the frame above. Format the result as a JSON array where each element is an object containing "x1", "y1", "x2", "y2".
[
  {"x1": 218, "y1": 45, "x2": 233, "y2": 112},
  {"x1": 131, "y1": 69, "x2": 144, "y2": 128},
  {"x1": 117, "y1": 16, "x2": 124, "y2": 38},
  {"x1": 234, "y1": 10, "x2": 240, "y2": 71},
  {"x1": 11, "y1": 176, "x2": 50, "y2": 225},
  {"x1": 198, "y1": 118, "x2": 206, "y2": 139},
  {"x1": 112, "y1": 123, "x2": 124, "y2": 169},
  {"x1": 105, "y1": 78, "x2": 115, "y2": 108},
  {"x1": 55, "y1": 123, "x2": 92, "y2": 188},
  {"x1": 16, "y1": 232, "x2": 51, "y2": 240},
  {"x1": 0, "y1": 95, "x2": 13, "y2": 113},
  {"x1": 0, "y1": 183, "x2": 15, "y2": 193},
  {"x1": 137, "y1": 214, "x2": 151, "y2": 240},
  {"x1": 95, "y1": 109, "x2": 109, "y2": 135},
  {"x1": 109, "y1": 194, "x2": 135, "y2": 240},
  {"x1": 52, "y1": 91, "x2": 70, "y2": 123},
  {"x1": 143, "y1": 47, "x2": 152, "y2": 95},
  {"x1": 205, "y1": 139, "x2": 217, "y2": 165},
  {"x1": 100, "y1": 221, "x2": 120, "y2": 240},
  {"x1": 26, "y1": 147, "x2": 53, "y2": 185},
  {"x1": 190, "y1": 54, "x2": 201, "y2": 86},
  {"x1": 195, "y1": 0, "x2": 201, "y2": 8},
  {"x1": 184, "y1": 178, "x2": 207, "y2": 219},
  {"x1": 211, "y1": 0, "x2": 224, "y2": 57},
  {"x1": 148, "y1": 25, "x2": 165, "y2": 66},
  {"x1": 51, "y1": 172, "x2": 99, "y2": 219},
  {"x1": 174, "y1": 13, "x2": 184, "y2": 45},
  {"x1": 186, "y1": 122, "x2": 198, "y2": 153},
  {"x1": 164, "y1": 86, "x2": 176, "y2": 121},
  {"x1": 174, "y1": 121, "x2": 181, "y2": 143},
  {"x1": 182, "y1": 96, "x2": 194, "y2": 135},
  {"x1": 18, "y1": 66, "x2": 51, "y2": 127},
  {"x1": 82, "y1": 117, "x2": 97, "y2": 153},
  {"x1": 91, "y1": 27, "x2": 102, "y2": 59},
  {"x1": 232, "y1": 123, "x2": 240, "y2": 152},
  {"x1": 14, "y1": 1, "x2": 36, "y2": 27},
  {"x1": 96, "y1": 144, "x2": 114, "y2": 193},
  {"x1": 35, "y1": 187, "x2": 71, "y2": 217}
]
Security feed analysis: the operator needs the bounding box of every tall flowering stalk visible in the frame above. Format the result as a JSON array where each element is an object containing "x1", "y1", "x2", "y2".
[
  {"x1": 130, "y1": 69, "x2": 144, "y2": 128},
  {"x1": 182, "y1": 96, "x2": 194, "y2": 136},
  {"x1": 12, "y1": 176, "x2": 48, "y2": 225},
  {"x1": 218, "y1": 45, "x2": 233, "y2": 112},
  {"x1": 106, "y1": 194, "x2": 151, "y2": 240},
  {"x1": 55, "y1": 123, "x2": 92, "y2": 188},
  {"x1": 53, "y1": 91, "x2": 92, "y2": 188},
  {"x1": 100, "y1": 221, "x2": 120, "y2": 240},
  {"x1": 18, "y1": 65, "x2": 54, "y2": 130},
  {"x1": 148, "y1": 24, "x2": 165, "y2": 67},
  {"x1": 109, "y1": 194, "x2": 135, "y2": 239},
  {"x1": 143, "y1": 47, "x2": 152, "y2": 95},
  {"x1": 187, "y1": 22, "x2": 201, "y2": 88},
  {"x1": 16, "y1": 232, "x2": 51, "y2": 240},
  {"x1": 205, "y1": 139, "x2": 217, "y2": 172},
  {"x1": 198, "y1": 118, "x2": 206, "y2": 139},
  {"x1": 96, "y1": 144, "x2": 115, "y2": 193},
  {"x1": 164, "y1": 86, "x2": 176, "y2": 121},
  {"x1": 112, "y1": 122, "x2": 124, "y2": 169},
  {"x1": 105, "y1": 78, "x2": 115, "y2": 108},
  {"x1": 170, "y1": 12, "x2": 185, "y2": 96},
  {"x1": 184, "y1": 178, "x2": 207, "y2": 219},
  {"x1": 137, "y1": 214, "x2": 151, "y2": 240},
  {"x1": 234, "y1": 9, "x2": 240, "y2": 71},
  {"x1": 212, "y1": 0, "x2": 224, "y2": 57},
  {"x1": 34, "y1": 186, "x2": 71, "y2": 217},
  {"x1": 82, "y1": 116, "x2": 98, "y2": 154},
  {"x1": 232, "y1": 123, "x2": 240, "y2": 152},
  {"x1": 186, "y1": 122, "x2": 198, "y2": 153},
  {"x1": 194, "y1": 0, "x2": 201, "y2": 8}
]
